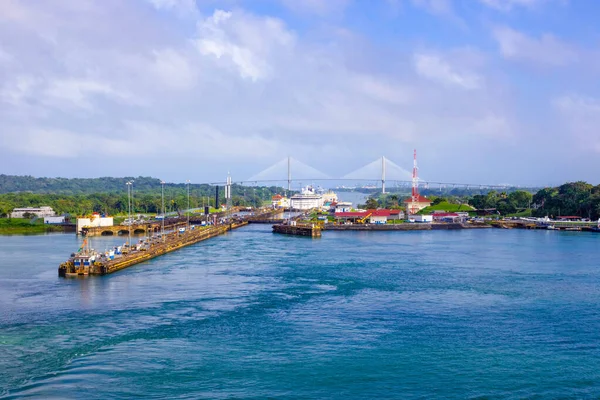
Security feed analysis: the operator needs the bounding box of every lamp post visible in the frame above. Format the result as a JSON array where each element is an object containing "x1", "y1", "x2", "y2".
[
  {"x1": 161, "y1": 180, "x2": 165, "y2": 242},
  {"x1": 186, "y1": 180, "x2": 190, "y2": 231},
  {"x1": 126, "y1": 181, "x2": 133, "y2": 247}
]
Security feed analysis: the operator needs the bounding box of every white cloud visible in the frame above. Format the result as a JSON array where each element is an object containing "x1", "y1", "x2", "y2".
[
  {"x1": 150, "y1": 48, "x2": 197, "y2": 89},
  {"x1": 195, "y1": 9, "x2": 295, "y2": 81},
  {"x1": 493, "y1": 26, "x2": 578, "y2": 66},
  {"x1": 554, "y1": 94, "x2": 600, "y2": 152},
  {"x1": 146, "y1": 0, "x2": 197, "y2": 13},
  {"x1": 413, "y1": 53, "x2": 482, "y2": 90},
  {"x1": 0, "y1": 75, "x2": 39, "y2": 106},
  {"x1": 279, "y1": 0, "x2": 350, "y2": 16},
  {"x1": 479, "y1": 0, "x2": 545, "y2": 11},
  {"x1": 0, "y1": 1, "x2": 575, "y2": 183},
  {"x1": 411, "y1": 0, "x2": 465, "y2": 26},
  {"x1": 43, "y1": 78, "x2": 138, "y2": 110},
  {"x1": 0, "y1": 128, "x2": 130, "y2": 158}
]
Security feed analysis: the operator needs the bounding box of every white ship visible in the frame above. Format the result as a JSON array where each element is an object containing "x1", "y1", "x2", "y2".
[{"x1": 290, "y1": 186, "x2": 324, "y2": 210}]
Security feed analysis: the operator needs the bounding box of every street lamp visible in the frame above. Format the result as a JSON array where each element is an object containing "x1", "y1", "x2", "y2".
[
  {"x1": 126, "y1": 181, "x2": 133, "y2": 247},
  {"x1": 186, "y1": 180, "x2": 191, "y2": 231},
  {"x1": 161, "y1": 180, "x2": 165, "y2": 242}
]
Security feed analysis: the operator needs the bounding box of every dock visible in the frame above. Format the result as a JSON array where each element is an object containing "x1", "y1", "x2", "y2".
[
  {"x1": 273, "y1": 222, "x2": 322, "y2": 237},
  {"x1": 59, "y1": 220, "x2": 247, "y2": 277}
]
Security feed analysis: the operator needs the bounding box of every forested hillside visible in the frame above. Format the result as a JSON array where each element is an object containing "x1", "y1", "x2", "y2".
[
  {"x1": 0, "y1": 175, "x2": 162, "y2": 194},
  {"x1": 0, "y1": 175, "x2": 287, "y2": 217}
]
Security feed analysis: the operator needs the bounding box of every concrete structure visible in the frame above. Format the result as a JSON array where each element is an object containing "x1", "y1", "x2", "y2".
[
  {"x1": 76, "y1": 214, "x2": 114, "y2": 234},
  {"x1": 44, "y1": 216, "x2": 66, "y2": 224},
  {"x1": 271, "y1": 194, "x2": 290, "y2": 209},
  {"x1": 290, "y1": 186, "x2": 324, "y2": 210},
  {"x1": 10, "y1": 206, "x2": 55, "y2": 218},
  {"x1": 404, "y1": 195, "x2": 431, "y2": 215}
]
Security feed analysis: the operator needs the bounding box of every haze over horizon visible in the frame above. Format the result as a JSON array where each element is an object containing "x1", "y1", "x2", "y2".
[{"x1": 1, "y1": 0, "x2": 599, "y2": 186}]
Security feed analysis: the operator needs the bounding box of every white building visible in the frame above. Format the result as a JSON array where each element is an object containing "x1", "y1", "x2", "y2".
[
  {"x1": 44, "y1": 216, "x2": 65, "y2": 224},
  {"x1": 76, "y1": 214, "x2": 114, "y2": 234},
  {"x1": 271, "y1": 194, "x2": 290, "y2": 209},
  {"x1": 334, "y1": 202, "x2": 353, "y2": 213},
  {"x1": 290, "y1": 186, "x2": 324, "y2": 210},
  {"x1": 410, "y1": 214, "x2": 433, "y2": 223},
  {"x1": 10, "y1": 206, "x2": 55, "y2": 218},
  {"x1": 322, "y1": 190, "x2": 338, "y2": 204}
]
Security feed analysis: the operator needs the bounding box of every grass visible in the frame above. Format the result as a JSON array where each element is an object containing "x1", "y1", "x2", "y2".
[
  {"x1": 418, "y1": 201, "x2": 474, "y2": 214},
  {"x1": 0, "y1": 218, "x2": 63, "y2": 234},
  {"x1": 505, "y1": 209, "x2": 533, "y2": 218}
]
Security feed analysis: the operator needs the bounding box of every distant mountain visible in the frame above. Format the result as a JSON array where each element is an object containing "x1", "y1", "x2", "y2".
[{"x1": 0, "y1": 175, "x2": 163, "y2": 194}]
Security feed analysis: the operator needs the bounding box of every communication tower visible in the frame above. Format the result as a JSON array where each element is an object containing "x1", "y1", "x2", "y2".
[{"x1": 410, "y1": 149, "x2": 419, "y2": 215}]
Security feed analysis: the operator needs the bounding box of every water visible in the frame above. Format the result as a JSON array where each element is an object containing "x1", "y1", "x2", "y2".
[{"x1": 1, "y1": 226, "x2": 599, "y2": 399}]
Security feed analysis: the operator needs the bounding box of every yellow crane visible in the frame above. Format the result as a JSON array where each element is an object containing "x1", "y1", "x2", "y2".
[{"x1": 357, "y1": 212, "x2": 372, "y2": 224}]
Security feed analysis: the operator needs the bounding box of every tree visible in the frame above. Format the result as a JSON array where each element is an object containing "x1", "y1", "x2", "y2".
[{"x1": 365, "y1": 198, "x2": 379, "y2": 209}]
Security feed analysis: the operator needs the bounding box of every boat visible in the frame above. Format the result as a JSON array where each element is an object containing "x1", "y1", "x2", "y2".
[{"x1": 290, "y1": 186, "x2": 324, "y2": 210}]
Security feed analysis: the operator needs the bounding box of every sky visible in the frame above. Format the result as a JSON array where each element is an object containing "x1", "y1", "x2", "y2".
[{"x1": 1, "y1": 0, "x2": 599, "y2": 186}]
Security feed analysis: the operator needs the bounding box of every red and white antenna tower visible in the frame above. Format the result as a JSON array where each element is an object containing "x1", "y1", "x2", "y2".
[{"x1": 411, "y1": 149, "x2": 419, "y2": 214}]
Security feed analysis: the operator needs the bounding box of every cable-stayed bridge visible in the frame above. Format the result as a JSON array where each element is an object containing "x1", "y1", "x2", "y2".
[{"x1": 211, "y1": 157, "x2": 518, "y2": 192}]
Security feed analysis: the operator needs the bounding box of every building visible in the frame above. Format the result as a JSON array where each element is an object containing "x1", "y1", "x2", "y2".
[
  {"x1": 431, "y1": 212, "x2": 464, "y2": 223},
  {"x1": 76, "y1": 213, "x2": 114, "y2": 234},
  {"x1": 10, "y1": 206, "x2": 55, "y2": 218},
  {"x1": 290, "y1": 186, "x2": 324, "y2": 210},
  {"x1": 271, "y1": 194, "x2": 290, "y2": 209},
  {"x1": 410, "y1": 214, "x2": 433, "y2": 223},
  {"x1": 334, "y1": 209, "x2": 403, "y2": 224},
  {"x1": 404, "y1": 195, "x2": 432, "y2": 215},
  {"x1": 44, "y1": 216, "x2": 66, "y2": 224},
  {"x1": 322, "y1": 191, "x2": 338, "y2": 204},
  {"x1": 557, "y1": 216, "x2": 582, "y2": 221},
  {"x1": 334, "y1": 201, "x2": 353, "y2": 213}
]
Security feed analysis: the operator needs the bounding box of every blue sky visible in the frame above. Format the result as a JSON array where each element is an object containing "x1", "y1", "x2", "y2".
[{"x1": 1, "y1": 0, "x2": 599, "y2": 186}]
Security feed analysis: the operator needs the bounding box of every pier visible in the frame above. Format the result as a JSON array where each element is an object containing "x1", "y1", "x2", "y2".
[
  {"x1": 59, "y1": 209, "x2": 283, "y2": 277},
  {"x1": 59, "y1": 221, "x2": 247, "y2": 277},
  {"x1": 273, "y1": 222, "x2": 322, "y2": 237}
]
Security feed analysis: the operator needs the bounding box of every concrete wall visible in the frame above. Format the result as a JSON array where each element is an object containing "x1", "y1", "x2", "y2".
[{"x1": 44, "y1": 216, "x2": 65, "y2": 224}]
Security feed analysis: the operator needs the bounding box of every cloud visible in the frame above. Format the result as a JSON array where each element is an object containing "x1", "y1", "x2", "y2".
[
  {"x1": 150, "y1": 48, "x2": 198, "y2": 89},
  {"x1": 493, "y1": 26, "x2": 578, "y2": 66},
  {"x1": 195, "y1": 9, "x2": 295, "y2": 81},
  {"x1": 0, "y1": 1, "x2": 591, "y2": 184},
  {"x1": 553, "y1": 94, "x2": 600, "y2": 152},
  {"x1": 0, "y1": 128, "x2": 130, "y2": 158},
  {"x1": 479, "y1": 0, "x2": 545, "y2": 11},
  {"x1": 411, "y1": 0, "x2": 465, "y2": 26},
  {"x1": 42, "y1": 78, "x2": 138, "y2": 110},
  {"x1": 413, "y1": 53, "x2": 482, "y2": 90},
  {"x1": 279, "y1": 0, "x2": 351, "y2": 16}
]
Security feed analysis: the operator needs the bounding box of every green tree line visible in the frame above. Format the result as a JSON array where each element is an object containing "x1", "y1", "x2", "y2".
[
  {"x1": 360, "y1": 181, "x2": 600, "y2": 219},
  {"x1": 0, "y1": 184, "x2": 287, "y2": 217}
]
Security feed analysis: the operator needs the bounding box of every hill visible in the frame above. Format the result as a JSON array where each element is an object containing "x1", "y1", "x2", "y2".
[
  {"x1": 418, "y1": 201, "x2": 475, "y2": 214},
  {"x1": 0, "y1": 175, "x2": 162, "y2": 194}
]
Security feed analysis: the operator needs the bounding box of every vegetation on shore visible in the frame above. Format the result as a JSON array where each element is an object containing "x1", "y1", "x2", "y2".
[
  {"x1": 362, "y1": 181, "x2": 600, "y2": 219},
  {"x1": 0, "y1": 219, "x2": 64, "y2": 234},
  {"x1": 0, "y1": 183, "x2": 285, "y2": 218}
]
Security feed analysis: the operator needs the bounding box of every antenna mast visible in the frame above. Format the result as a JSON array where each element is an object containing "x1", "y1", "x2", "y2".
[{"x1": 411, "y1": 149, "x2": 419, "y2": 214}]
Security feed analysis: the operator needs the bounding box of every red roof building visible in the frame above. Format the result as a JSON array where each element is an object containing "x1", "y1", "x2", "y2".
[
  {"x1": 334, "y1": 209, "x2": 403, "y2": 223},
  {"x1": 404, "y1": 195, "x2": 431, "y2": 215}
]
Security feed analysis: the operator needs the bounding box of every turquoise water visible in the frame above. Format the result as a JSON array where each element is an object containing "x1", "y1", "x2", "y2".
[{"x1": 1, "y1": 226, "x2": 599, "y2": 399}]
